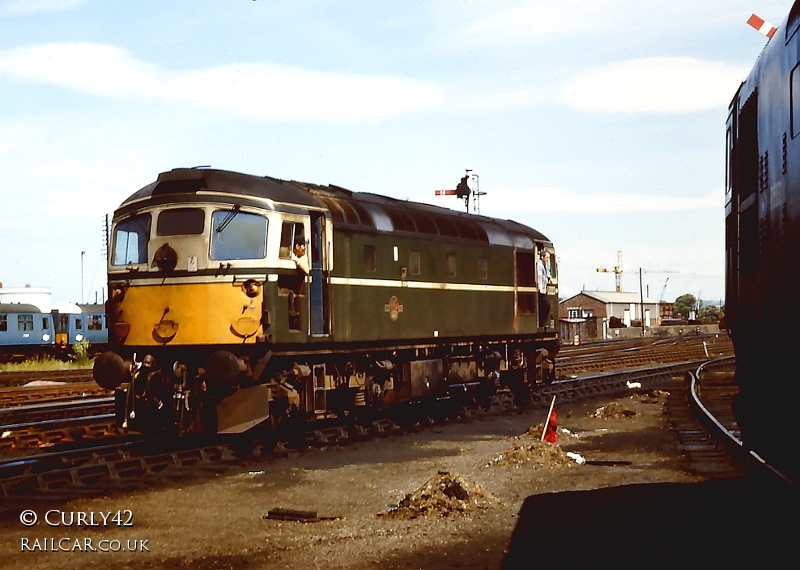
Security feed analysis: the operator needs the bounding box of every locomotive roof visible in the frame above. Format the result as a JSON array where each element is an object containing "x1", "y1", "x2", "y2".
[{"x1": 119, "y1": 168, "x2": 550, "y2": 246}]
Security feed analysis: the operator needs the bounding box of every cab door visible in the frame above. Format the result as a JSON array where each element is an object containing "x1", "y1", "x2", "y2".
[{"x1": 309, "y1": 212, "x2": 331, "y2": 336}]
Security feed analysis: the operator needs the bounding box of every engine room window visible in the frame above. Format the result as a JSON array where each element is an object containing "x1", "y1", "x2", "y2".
[
  {"x1": 112, "y1": 213, "x2": 150, "y2": 265},
  {"x1": 17, "y1": 315, "x2": 33, "y2": 331},
  {"x1": 478, "y1": 257, "x2": 488, "y2": 280},
  {"x1": 210, "y1": 210, "x2": 268, "y2": 260},
  {"x1": 279, "y1": 221, "x2": 306, "y2": 258},
  {"x1": 409, "y1": 249, "x2": 421, "y2": 275},
  {"x1": 446, "y1": 253, "x2": 456, "y2": 277},
  {"x1": 364, "y1": 245, "x2": 376, "y2": 272},
  {"x1": 157, "y1": 208, "x2": 205, "y2": 236}
]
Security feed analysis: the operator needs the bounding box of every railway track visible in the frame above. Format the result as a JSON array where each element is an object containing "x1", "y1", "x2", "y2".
[
  {"x1": 0, "y1": 336, "x2": 733, "y2": 451},
  {"x1": 0, "y1": 369, "x2": 93, "y2": 388},
  {"x1": 0, "y1": 359, "x2": 719, "y2": 508},
  {"x1": 682, "y1": 358, "x2": 792, "y2": 485},
  {"x1": 557, "y1": 334, "x2": 732, "y2": 377},
  {"x1": 1, "y1": 336, "x2": 765, "y2": 515}
]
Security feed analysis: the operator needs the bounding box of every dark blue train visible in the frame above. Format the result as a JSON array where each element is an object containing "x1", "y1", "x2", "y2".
[
  {"x1": 726, "y1": 2, "x2": 800, "y2": 481},
  {"x1": 0, "y1": 303, "x2": 108, "y2": 363}
]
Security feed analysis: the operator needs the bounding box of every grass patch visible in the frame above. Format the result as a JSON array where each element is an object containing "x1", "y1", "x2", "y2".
[{"x1": 0, "y1": 355, "x2": 94, "y2": 372}]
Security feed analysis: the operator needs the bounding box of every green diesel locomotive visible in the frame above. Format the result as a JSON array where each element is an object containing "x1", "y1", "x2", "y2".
[{"x1": 93, "y1": 168, "x2": 559, "y2": 436}]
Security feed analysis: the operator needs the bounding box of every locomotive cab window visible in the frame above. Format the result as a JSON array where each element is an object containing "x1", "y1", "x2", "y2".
[
  {"x1": 279, "y1": 221, "x2": 306, "y2": 258},
  {"x1": 112, "y1": 213, "x2": 150, "y2": 265},
  {"x1": 157, "y1": 208, "x2": 205, "y2": 235},
  {"x1": 210, "y1": 210, "x2": 267, "y2": 260}
]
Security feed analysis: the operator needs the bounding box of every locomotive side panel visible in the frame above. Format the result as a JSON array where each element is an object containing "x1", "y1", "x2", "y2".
[{"x1": 328, "y1": 228, "x2": 521, "y2": 342}]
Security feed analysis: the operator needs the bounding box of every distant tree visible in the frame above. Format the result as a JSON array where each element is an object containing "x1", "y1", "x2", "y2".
[
  {"x1": 674, "y1": 294, "x2": 697, "y2": 319},
  {"x1": 698, "y1": 305, "x2": 721, "y2": 322}
]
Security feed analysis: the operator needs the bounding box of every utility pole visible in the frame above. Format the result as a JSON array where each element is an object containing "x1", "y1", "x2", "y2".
[
  {"x1": 81, "y1": 251, "x2": 86, "y2": 305},
  {"x1": 639, "y1": 268, "x2": 678, "y2": 330},
  {"x1": 639, "y1": 268, "x2": 645, "y2": 336}
]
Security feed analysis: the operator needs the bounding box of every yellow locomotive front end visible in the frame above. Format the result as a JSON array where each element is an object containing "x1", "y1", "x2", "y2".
[
  {"x1": 106, "y1": 203, "x2": 272, "y2": 345},
  {"x1": 93, "y1": 169, "x2": 328, "y2": 436}
]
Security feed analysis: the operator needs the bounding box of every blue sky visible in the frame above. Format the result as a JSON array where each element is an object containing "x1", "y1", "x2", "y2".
[{"x1": 0, "y1": 0, "x2": 791, "y2": 305}]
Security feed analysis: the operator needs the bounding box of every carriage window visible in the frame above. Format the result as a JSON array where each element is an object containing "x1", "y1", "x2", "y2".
[
  {"x1": 88, "y1": 315, "x2": 103, "y2": 330},
  {"x1": 0, "y1": 315, "x2": 6, "y2": 331},
  {"x1": 210, "y1": 211, "x2": 268, "y2": 260},
  {"x1": 157, "y1": 208, "x2": 205, "y2": 236},
  {"x1": 17, "y1": 315, "x2": 33, "y2": 331},
  {"x1": 409, "y1": 249, "x2": 421, "y2": 275},
  {"x1": 446, "y1": 253, "x2": 456, "y2": 277},
  {"x1": 279, "y1": 222, "x2": 305, "y2": 259},
  {"x1": 42, "y1": 317, "x2": 49, "y2": 330},
  {"x1": 478, "y1": 257, "x2": 488, "y2": 280},
  {"x1": 75, "y1": 318, "x2": 83, "y2": 330},
  {"x1": 112, "y1": 213, "x2": 150, "y2": 265},
  {"x1": 364, "y1": 245, "x2": 376, "y2": 272}
]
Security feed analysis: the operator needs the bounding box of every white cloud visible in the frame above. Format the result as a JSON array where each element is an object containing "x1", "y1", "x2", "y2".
[
  {"x1": 487, "y1": 186, "x2": 722, "y2": 213},
  {"x1": 0, "y1": 42, "x2": 442, "y2": 122},
  {"x1": 561, "y1": 57, "x2": 748, "y2": 113}
]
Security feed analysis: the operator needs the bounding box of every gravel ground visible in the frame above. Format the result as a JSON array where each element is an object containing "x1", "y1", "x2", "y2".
[{"x1": 0, "y1": 380, "x2": 769, "y2": 569}]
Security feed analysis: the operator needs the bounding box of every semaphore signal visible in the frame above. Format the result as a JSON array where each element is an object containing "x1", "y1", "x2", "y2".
[{"x1": 435, "y1": 169, "x2": 485, "y2": 214}]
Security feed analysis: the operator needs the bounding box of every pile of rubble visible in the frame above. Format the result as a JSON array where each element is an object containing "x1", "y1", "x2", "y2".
[
  {"x1": 485, "y1": 440, "x2": 576, "y2": 469},
  {"x1": 379, "y1": 472, "x2": 497, "y2": 519}
]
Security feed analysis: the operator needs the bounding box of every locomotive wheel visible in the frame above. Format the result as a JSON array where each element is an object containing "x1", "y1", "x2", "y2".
[
  {"x1": 512, "y1": 387, "x2": 531, "y2": 408},
  {"x1": 269, "y1": 400, "x2": 307, "y2": 448}
]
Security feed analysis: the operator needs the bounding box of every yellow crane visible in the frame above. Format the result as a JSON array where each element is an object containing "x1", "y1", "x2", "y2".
[{"x1": 596, "y1": 250, "x2": 624, "y2": 292}]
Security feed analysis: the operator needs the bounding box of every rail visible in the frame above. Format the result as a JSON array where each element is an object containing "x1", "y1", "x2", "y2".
[{"x1": 686, "y1": 357, "x2": 792, "y2": 486}]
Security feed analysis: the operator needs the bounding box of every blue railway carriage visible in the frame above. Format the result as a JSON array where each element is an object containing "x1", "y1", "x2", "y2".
[
  {"x1": 93, "y1": 168, "x2": 559, "y2": 436},
  {"x1": 0, "y1": 303, "x2": 108, "y2": 363},
  {"x1": 0, "y1": 304, "x2": 55, "y2": 362},
  {"x1": 51, "y1": 303, "x2": 108, "y2": 347},
  {"x1": 726, "y1": 2, "x2": 800, "y2": 480}
]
